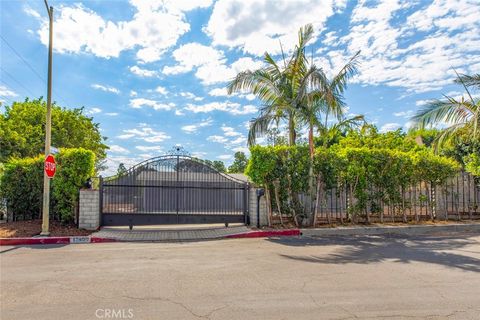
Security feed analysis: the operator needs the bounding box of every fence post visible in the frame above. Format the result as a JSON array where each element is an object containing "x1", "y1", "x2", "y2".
[
  {"x1": 345, "y1": 182, "x2": 350, "y2": 222},
  {"x1": 431, "y1": 182, "x2": 436, "y2": 221},
  {"x1": 243, "y1": 183, "x2": 249, "y2": 225}
]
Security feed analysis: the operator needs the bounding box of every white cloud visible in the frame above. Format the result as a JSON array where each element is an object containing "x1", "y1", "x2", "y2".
[
  {"x1": 231, "y1": 104, "x2": 257, "y2": 115},
  {"x1": 117, "y1": 126, "x2": 171, "y2": 143},
  {"x1": 36, "y1": 1, "x2": 212, "y2": 63},
  {"x1": 130, "y1": 90, "x2": 138, "y2": 97},
  {"x1": 129, "y1": 98, "x2": 174, "y2": 111},
  {"x1": 0, "y1": 85, "x2": 18, "y2": 97},
  {"x1": 393, "y1": 110, "x2": 415, "y2": 118},
  {"x1": 104, "y1": 112, "x2": 119, "y2": 116},
  {"x1": 416, "y1": 99, "x2": 432, "y2": 106},
  {"x1": 180, "y1": 91, "x2": 204, "y2": 101},
  {"x1": 207, "y1": 135, "x2": 229, "y2": 143},
  {"x1": 379, "y1": 123, "x2": 401, "y2": 133},
  {"x1": 130, "y1": 66, "x2": 158, "y2": 77},
  {"x1": 181, "y1": 118, "x2": 213, "y2": 133},
  {"x1": 91, "y1": 83, "x2": 119, "y2": 94},
  {"x1": 196, "y1": 56, "x2": 263, "y2": 85},
  {"x1": 191, "y1": 151, "x2": 207, "y2": 158},
  {"x1": 102, "y1": 156, "x2": 138, "y2": 176},
  {"x1": 317, "y1": 0, "x2": 480, "y2": 93},
  {"x1": 135, "y1": 145, "x2": 163, "y2": 152},
  {"x1": 108, "y1": 145, "x2": 129, "y2": 153},
  {"x1": 218, "y1": 154, "x2": 232, "y2": 160},
  {"x1": 163, "y1": 42, "x2": 263, "y2": 84},
  {"x1": 208, "y1": 88, "x2": 229, "y2": 97},
  {"x1": 24, "y1": 6, "x2": 41, "y2": 19},
  {"x1": 205, "y1": 0, "x2": 346, "y2": 56},
  {"x1": 242, "y1": 93, "x2": 256, "y2": 101},
  {"x1": 163, "y1": 43, "x2": 224, "y2": 75},
  {"x1": 221, "y1": 126, "x2": 242, "y2": 137},
  {"x1": 87, "y1": 107, "x2": 102, "y2": 114},
  {"x1": 155, "y1": 86, "x2": 168, "y2": 95},
  {"x1": 185, "y1": 101, "x2": 257, "y2": 115},
  {"x1": 232, "y1": 146, "x2": 249, "y2": 154},
  {"x1": 175, "y1": 109, "x2": 185, "y2": 116}
]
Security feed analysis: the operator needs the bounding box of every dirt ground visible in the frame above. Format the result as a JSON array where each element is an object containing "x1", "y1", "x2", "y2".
[{"x1": 0, "y1": 219, "x2": 93, "y2": 238}]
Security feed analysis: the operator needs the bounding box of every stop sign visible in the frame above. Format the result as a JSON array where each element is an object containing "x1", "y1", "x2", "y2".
[{"x1": 44, "y1": 154, "x2": 56, "y2": 178}]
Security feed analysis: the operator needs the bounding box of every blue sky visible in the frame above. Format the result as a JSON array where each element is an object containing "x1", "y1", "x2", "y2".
[{"x1": 1, "y1": 0, "x2": 479, "y2": 175}]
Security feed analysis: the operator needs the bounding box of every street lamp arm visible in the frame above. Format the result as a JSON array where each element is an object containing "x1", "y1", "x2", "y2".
[{"x1": 44, "y1": 0, "x2": 52, "y2": 18}]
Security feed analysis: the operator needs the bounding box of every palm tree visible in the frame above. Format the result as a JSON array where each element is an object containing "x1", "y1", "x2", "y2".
[
  {"x1": 227, "y1": 24, "x2": 316, "y2": 146},
  {"x1": 411, "y1": 72, "x2": 480, "y2": 147},
  {"x1": 298, "y1": 51, "x2": 361, "y2": 159}
]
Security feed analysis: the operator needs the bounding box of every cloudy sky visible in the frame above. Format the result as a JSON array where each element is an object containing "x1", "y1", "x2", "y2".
[{"x1": 1, "y1": 0, "x2": 479, "y2": 174}]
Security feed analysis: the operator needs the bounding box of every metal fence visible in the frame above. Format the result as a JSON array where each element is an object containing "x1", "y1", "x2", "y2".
[{"x1": 269, "y1": 172, "x2": 479, "y2": 225}]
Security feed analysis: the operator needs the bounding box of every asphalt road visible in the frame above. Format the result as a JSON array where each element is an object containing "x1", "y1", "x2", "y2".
[{"x1": 1, "y1": 233, "x2": 480, "y2": 320}]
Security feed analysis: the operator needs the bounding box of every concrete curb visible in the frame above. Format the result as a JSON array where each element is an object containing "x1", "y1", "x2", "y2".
[
  {"x1": 225, "y1": 229, "x2": 301, "y2": 239},
  {"x1": 301, "y1": 223, "x2": 480, "y2": 237},
  {"x1": 0, "y1": 236, "x2": 117, "y2": 246},
  {"x1": 3, "y1": 223, "x2": 478, "y2": 245}
]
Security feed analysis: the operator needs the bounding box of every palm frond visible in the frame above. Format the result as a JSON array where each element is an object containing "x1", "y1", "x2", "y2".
[
  {"x1": 454, "y1": 73, "x2": 480, "y2": 89},
  {"x1": 411, "y1": 97, "x2": 474, "y2": 129},
  {"x1": 247, "y1": 113, "x2": 277, "y2": 146}
]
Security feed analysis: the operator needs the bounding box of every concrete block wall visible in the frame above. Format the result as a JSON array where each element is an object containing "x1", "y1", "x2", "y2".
[
  {"x1": 79, "y1": 189, "x2": 100, "y2": 230},
  {"x1": 248, "y1": 186, "x2": 268, "y2": 227}
]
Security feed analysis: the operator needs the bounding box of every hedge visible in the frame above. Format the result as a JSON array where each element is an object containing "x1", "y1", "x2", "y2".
[
  {"x1": 0, "y1": 148, "x2": 95, "y2": 223},
  {"x1": 246, "y1": 145, "x2": 459, "y2": 224}
]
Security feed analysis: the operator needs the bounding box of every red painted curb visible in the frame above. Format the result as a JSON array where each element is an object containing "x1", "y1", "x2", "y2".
[
  {"x1": 0, "y1": 236, "x2": 116, "y2": 246},
  {"x1": 225, "y1": 229, "x2": 301, "y2": 239}
]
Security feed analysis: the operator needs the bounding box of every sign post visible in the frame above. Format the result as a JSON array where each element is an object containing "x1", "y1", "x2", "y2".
[{"x1": 41, "y1": 0, "x2": 53, "y2": 236}]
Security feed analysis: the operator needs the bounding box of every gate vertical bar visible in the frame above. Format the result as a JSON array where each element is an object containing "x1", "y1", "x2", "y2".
[{"x1": 176, "y1": 155, "x2": 179, "y2": 223}]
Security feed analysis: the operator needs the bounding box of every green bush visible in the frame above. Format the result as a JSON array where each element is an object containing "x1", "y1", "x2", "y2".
[
  {"x1": 246, "y1": 144, "x2": 460, "y2": 222},
  {"x1": 0, "y1": 148, "x2": 95, "y2": 223},
  {"x1": 0, "y1": 156, "x2": 44, "y2": 219}
]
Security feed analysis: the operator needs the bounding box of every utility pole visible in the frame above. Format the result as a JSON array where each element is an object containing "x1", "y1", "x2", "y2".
[{"x1": 41, "y1": 0, "x2": 53, "y2": 236}]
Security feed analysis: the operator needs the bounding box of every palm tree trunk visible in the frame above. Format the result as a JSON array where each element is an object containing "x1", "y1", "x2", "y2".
[
  {"x1": 288, "y1": 113, "x2": 296, "y2": 146},
  {"x1": 308, "y1": 122, "x2": 316, "y2": 225}
]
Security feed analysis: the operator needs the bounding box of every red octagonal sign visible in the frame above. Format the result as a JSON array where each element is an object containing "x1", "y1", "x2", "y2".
[{"x1": 45, "y1": 154, "x2": 56, "y2": 178}]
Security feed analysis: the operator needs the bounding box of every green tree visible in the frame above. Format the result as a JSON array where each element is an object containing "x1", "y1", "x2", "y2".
[
  {"x1": 212, "y1": 160, "x2": 226, "y2": 173},
  {"x1": 204, "y1": 159, "x2": 226, "y2": 172},
  {"x1": 0, "y1": 98, "x2": 108, "y2": 169},
  {"x1": 117, "y1": 163, "x2": 127, "y2": 176},
  {"x1": 228, "y1": 152, "x2": 248, "y2": 173}
]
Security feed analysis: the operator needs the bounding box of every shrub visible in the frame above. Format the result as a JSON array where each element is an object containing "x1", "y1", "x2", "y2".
[
  {"x1": 246, "y1": 144, "x2": 459, "y2": 223},
  {"x1": 0, "y1": 156, "x2": 44, "y2": 220},
  {"x1": 0, "y1": 148, "x2": 95, "y2": 223}
]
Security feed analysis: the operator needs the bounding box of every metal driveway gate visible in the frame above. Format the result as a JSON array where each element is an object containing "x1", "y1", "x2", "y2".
[{"x1": 100, "y1": 155, "x2": 249, "y2": 226}]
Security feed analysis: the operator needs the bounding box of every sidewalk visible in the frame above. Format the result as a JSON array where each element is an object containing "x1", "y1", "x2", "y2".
[
  {"x1": 92, "y1": 225, "x2": 252, "y2": 241},
  {"x1": 301, "y1": 222, "x2": 480, "y2": 237}
]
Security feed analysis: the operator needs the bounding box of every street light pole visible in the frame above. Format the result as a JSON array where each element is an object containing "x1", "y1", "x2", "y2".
[{"x1": 41, "y1": 0, "x2": 53, "y2": 236}]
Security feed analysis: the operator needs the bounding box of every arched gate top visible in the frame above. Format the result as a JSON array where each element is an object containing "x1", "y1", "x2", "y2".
[{"x1": 104, "y1": 154, "x2": 247, "y2": 185}]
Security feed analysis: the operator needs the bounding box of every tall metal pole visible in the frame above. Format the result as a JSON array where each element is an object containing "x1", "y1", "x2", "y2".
[{"x1": 41, "y1": 0, "x2": 53, "y2": 236}]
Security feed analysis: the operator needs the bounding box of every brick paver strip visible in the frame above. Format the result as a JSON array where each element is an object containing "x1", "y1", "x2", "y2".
[{"x1": 92, "y1": 226, "x2": 250, "y2": 242}]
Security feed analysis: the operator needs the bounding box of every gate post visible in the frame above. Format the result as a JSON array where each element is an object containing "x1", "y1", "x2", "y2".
[
  {"x1": 243, "y1": 183, "x2": 249, "y2": 225},
  {"x1": 99, "y1": 176, "x2": 103, "y2": 223}
]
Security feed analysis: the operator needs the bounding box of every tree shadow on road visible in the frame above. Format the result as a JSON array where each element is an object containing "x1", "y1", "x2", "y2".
[{"x1": 270, "y1": 233, "x2": 480, "y2": 273}]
